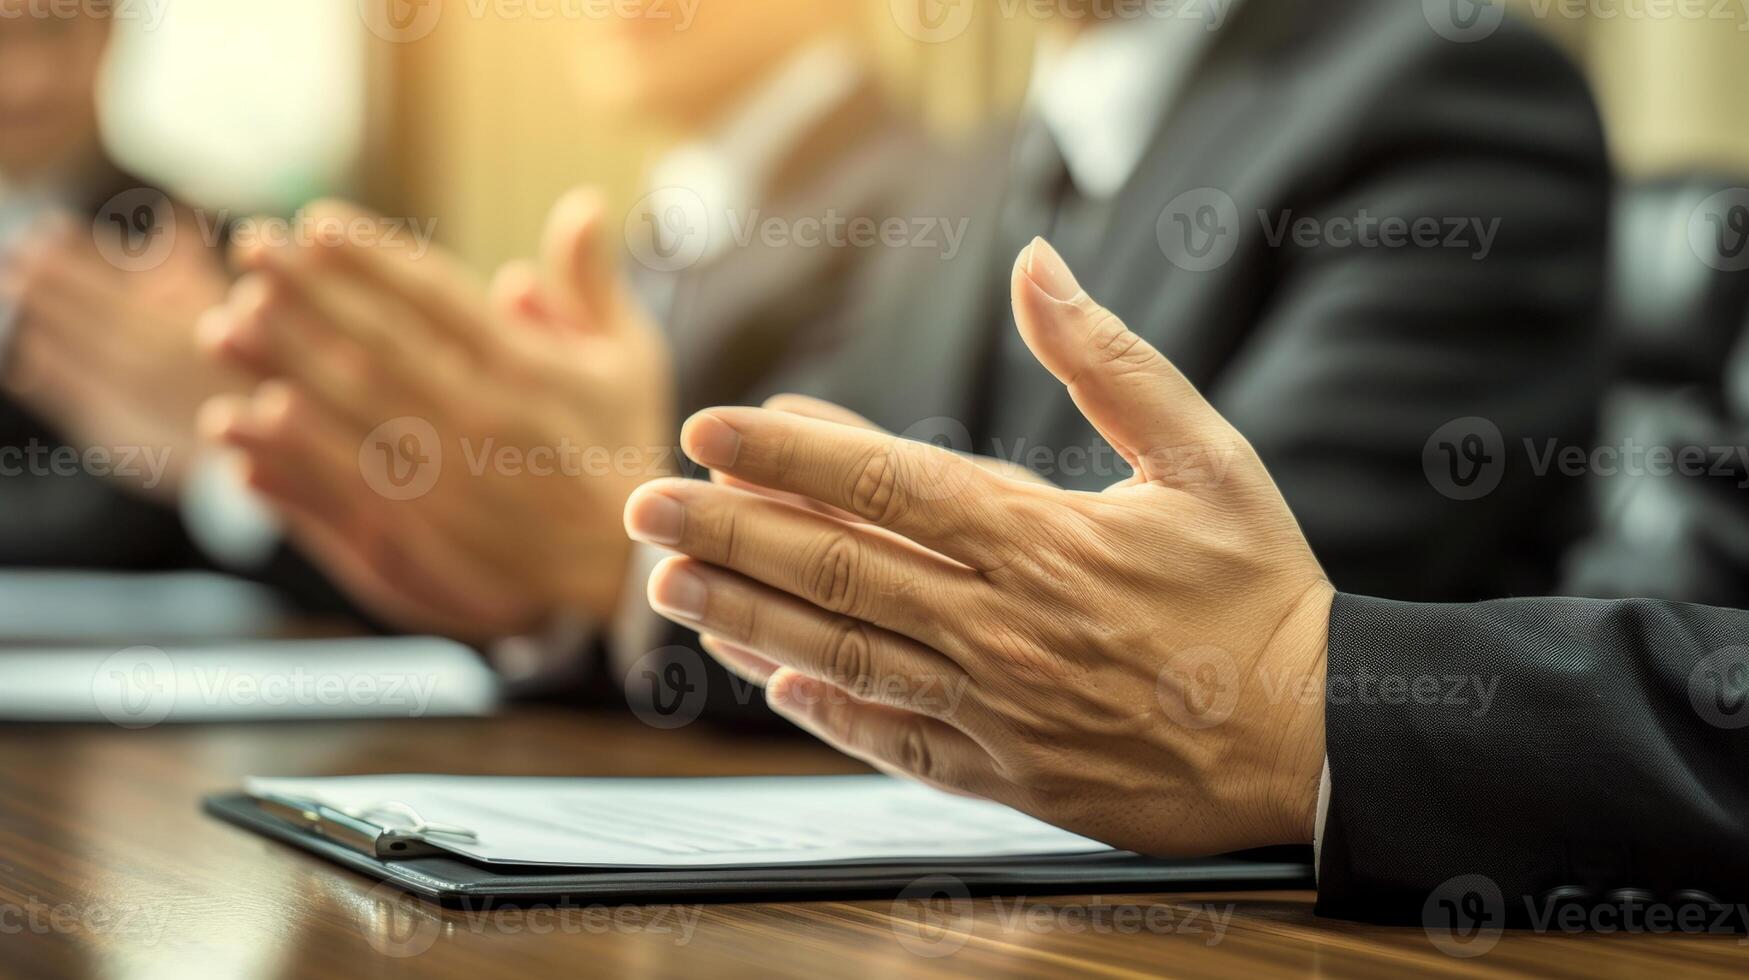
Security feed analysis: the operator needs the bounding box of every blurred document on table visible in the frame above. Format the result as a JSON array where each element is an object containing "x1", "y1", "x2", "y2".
[
  {"x1": 0, "y1": 637, "x2": 499, "y2": 723},
  {"x1": 0, "y1": 571, "x2": 288, "y2": 643},
  {"x1": 245, "y1": 774, "x2": 1111, "y2": 868}
]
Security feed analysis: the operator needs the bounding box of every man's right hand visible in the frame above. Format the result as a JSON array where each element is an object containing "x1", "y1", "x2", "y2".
[{"x1": 199, "y1": 191, "x2": 675, "y2": 642}]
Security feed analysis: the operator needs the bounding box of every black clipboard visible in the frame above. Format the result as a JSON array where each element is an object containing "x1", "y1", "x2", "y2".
[{"x1": 203, "y1": 793, "x2": 1313, "y2": 907}]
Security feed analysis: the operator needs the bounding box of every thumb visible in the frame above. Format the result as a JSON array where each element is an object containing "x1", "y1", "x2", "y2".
[
  {"x1": 488, "y1": 259, "x2": 555, "y2": 328},
  {"x1": 540, "y1": 187, "x2": 632, "y2": 334},
  {"x1": 1010, "y1": 237, "x2": 1232, "y2": 486}
]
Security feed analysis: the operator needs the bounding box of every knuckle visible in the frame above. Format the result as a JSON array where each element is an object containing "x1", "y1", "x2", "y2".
[
  {"x1": 356, "y1": 520, "x2": 406, "y2": 581},
  {"x1": 721, "y1": 581, "x2": 758, "y2": 643},
  {"x1": 770, "y1": 427, "x2": 803, "y2": 477},
  {"x1": 714, "y1": 503, "x2": 743, "y2": 567},
  {"x1": 255, "y1": 384, "x2": 303, "y2": 440},
  {"x1": 802, "y1": 531, "x2": 862, "y2": 614},
  {"x1": 824, "y1": 620, "x2": 877, "y2": 696},
  {"x1": 847, "y1": 445, "x2": 910, "y2": 527},
  {"x1": 1085, "y1": 309, "x2": 1155, "y2": 372},
  {"x1": 894, "y1": 723, "x2": 936, "y2": 782},
  {"x1": 330, "y1": 342, "x2": 378, "y2": 389}
]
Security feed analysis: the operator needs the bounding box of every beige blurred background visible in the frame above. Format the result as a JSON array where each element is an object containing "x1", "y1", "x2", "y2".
[{"x1": 107, "y1": 0, "x2": 1749, "y2": 274}]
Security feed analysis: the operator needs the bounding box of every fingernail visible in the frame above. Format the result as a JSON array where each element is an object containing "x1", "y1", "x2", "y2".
[
  {"x1": 684, "y1": 412, "x2": 741, "y2": 469},
  {"x1": 767, "y1": 670, "x2": 820, "y2": 709},
  {"x1": 649, "y1": 564, "x2": 707, "y2": 621},
  {"x1": 702, "y1": 637, "x2": 778, "y2": 680},
  {"x1": 195, "y1": 308, "x2": 233, "y2": 352},
  {"x1": 1024, "y1": 237, "x2": 1081, "y2": 301},
  {"x1": 625, "y1": 492, "x2": 685, "y2": 546}
]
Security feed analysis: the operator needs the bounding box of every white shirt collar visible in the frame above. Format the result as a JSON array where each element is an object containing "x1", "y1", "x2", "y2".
[
  {"x1": 643, "y1": 38, "x2": 864, "y2": 265},
  {"x1": 1028, "y1": 7, "x2": 1239, "y2": 199}
]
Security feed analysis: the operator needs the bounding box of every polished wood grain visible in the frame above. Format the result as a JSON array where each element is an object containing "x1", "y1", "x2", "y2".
[{"x1": 0, "y1": 710, "x2": 1743, "y2": 979}]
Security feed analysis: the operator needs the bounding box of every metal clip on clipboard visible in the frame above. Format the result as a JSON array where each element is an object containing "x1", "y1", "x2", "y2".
[{"x1": 254, "y1": 793, "x2": 480, "y2": 860}]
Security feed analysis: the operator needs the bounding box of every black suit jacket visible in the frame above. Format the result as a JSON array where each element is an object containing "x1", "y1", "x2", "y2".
[
  {"x1": 1319, "y1": 593, "x2": 1749, "y2": 928},
  {"x1": 794, "y1": 0, "x2": 1611, "y2": 604}
]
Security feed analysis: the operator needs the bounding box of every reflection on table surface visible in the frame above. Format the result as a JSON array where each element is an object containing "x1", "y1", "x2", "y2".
[{"x1": 1, "y1": 710, "x2": 1744, "y2": 980}]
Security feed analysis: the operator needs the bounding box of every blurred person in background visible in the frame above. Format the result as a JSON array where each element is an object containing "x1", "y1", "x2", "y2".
[
  {"x1": 201, "y1": 0, "x2": 931, "y2": 686},
  {"x1": 1559, "y1": 178, "x2": 1749, "y2": 607},
  {"x1": 0, "y1": 0, "x2": 237, "y2": 569},
  {"x1": 621, "y1": 0, "x2": 1614, "y2": 723},
  {"x1": 797, "y1": 0, "x2": 1611, "y2": 604},
  {"x1": 210, "y1": 0, "x2": 1613, "y2": 727}
]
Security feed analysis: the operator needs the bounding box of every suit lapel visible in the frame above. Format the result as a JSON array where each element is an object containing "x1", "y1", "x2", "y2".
[
  {"x1": 1010, "y1": 6, "x2": 1279, "y2": 476},
  {"x1": 836, "y1": 138, "x2": 1014, "y2": 441}
]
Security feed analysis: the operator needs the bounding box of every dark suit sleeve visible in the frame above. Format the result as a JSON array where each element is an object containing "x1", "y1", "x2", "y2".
[
  {"x1": 0, "y1": 400, "x2": 197, "y2": 570},
  {"x1": 1316, "y1": 592, "x2": 1749, "y2": 926},
  {"x1": 1215, "y1": 21, "x2": 1612, "y2": 601}
]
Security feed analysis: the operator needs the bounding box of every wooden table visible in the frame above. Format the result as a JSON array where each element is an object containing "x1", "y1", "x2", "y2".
[{"x1": 0, "y1": 709, "x2": 1743, "y2": 979}]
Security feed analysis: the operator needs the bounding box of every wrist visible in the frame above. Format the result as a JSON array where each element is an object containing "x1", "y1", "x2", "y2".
[{"x1": 1262, "y1": 578, "x2": 1333, "y2": 845}]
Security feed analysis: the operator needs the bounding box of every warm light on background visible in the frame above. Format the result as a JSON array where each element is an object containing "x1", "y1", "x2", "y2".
[
  {"x1": 98, "y1": 0, "x2": 1749, "y2": 273},
  {"x1": 102, "y1": 0, "x2": 369, "y2": 213}
]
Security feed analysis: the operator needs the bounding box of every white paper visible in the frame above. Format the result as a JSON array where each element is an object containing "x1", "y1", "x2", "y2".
[
  {"x1": 245, "y1": 774, "x2": 1114, "y2": 868},
  {"x1": 0, "y1": 637, "x2": 499, "y2": 723}
]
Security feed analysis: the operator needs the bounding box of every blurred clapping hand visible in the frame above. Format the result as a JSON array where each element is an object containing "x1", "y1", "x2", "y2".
[
  {"x1": 199, "y1": 191, "x2": 674, "y2": 642},
  {"x1": 0, "y1": 211, "x2": 239, "y2": 502}
]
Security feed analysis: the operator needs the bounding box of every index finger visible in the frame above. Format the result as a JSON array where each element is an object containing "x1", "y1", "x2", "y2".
[
  {"x1": 680, "y1": 407, "x2": 1024, "y2": 570},
  {"x1": 236, "y1": 200, "x2": 494, "y2": 356}
]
